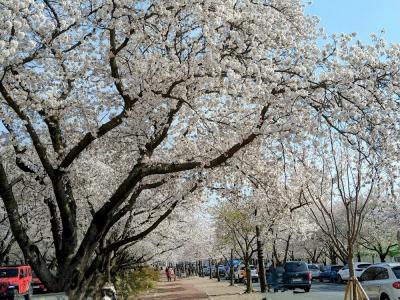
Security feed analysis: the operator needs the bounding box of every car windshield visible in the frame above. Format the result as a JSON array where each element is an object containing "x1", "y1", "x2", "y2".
[
  {"x1": 308, "y1": 265, "x2": 319, "y2": 270},
  {"x1": 285, "y1": 262, "x2": 308, "y2": 272},
  {"x1": 332, "y1": 266, "x2": 343, "y2": 272},
  {"x1": 0, "y1": 268, "x2": 18, "y2": 278},
  {"x1": 392, "y1": 266, "x2": 400, "y2": 279},
  {"x1": 358, "y1": 264, "x2": 371, "y2": 269}
]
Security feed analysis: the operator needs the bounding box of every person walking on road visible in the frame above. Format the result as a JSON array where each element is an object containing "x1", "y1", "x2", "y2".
[
  {"x1": 166, "y1": 266, "x2": 172, "y2": 282},
  {"x1": 169, "y1": 267, "x2": 176, "y2": 281}
]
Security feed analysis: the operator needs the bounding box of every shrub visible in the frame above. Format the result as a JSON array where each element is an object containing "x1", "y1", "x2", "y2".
[{"x1": 114, "y1": 266, "x2": 160, "y2": 299}]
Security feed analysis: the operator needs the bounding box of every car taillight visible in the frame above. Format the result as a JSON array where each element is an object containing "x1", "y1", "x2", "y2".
[
  {"x1": 392, "y1": 282, "x2": 400, "y2": 289},
  {"x1": 307, "y1": 271, "x2": 312, "y2": 281}
]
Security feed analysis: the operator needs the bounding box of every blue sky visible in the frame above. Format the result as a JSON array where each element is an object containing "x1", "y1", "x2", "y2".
[{"x1": 306, "y1": 0, "x2": 400, "y2": 43}]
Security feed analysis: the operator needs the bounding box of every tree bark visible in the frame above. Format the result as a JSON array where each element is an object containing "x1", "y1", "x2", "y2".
[
  {"x1": 244, "y1": 257, "x2": 253, "y2": 293},
  {"x1": 347, "y1": 247, "x2": 358, "y2": 300},
  {"x1": 256, "y1": 225, "x2": 266, "y2": 293},
  {"x1": 209, "y1": 259, "x2": 212, "y2": 279},
  {"x1": 230, "y1": 249, "x2": 234, "y2": 286}
]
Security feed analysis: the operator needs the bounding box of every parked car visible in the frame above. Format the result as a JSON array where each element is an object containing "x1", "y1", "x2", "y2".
[
  {"x1": 266, "y1": 266, "x2": 285, "y2": 291},
  {"x1": 246, "y1": 265, "x2": 259, "y2": 283},
  {"x1": 282, "y1": 261, "x2": 312, "y2": 292},
  {"x1": 215, "y1": 265, "x2": 226, "y2": 278},
  {"x1": 203, "y1": 265, "x2": 215, "y2": 276},
  {"x1": 235, "y1": 264, "x2": 258, "y2": 283},
  {"x1": 234, "y1": 265, "x2": 246, "y2": 283},
  {"x1": 319, "y1": 265, "x2": 344, "y2": 282},
  {"x1": 0, "y1": 265, "x2": 33, "y2": 299},
  {"x1": 32, "y1": 272, "x2": 47, "y2": 294},
  {"x1": 225, "y1": 265, "x2": 239, "y2": 280},
  {"x1": 203, "y1": 266, "x2": 210, "y2": 276},
  {"x1": 338, "y1": 262, "x2": 372, "y2": 283},
  {"x1": 307, "y1": 264, "x2": 321, "y2": 279},
  {"x1": 360, "y1": 263, "x2": 400, "y2": 300}
]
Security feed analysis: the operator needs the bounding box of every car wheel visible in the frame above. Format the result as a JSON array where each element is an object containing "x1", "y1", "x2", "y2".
[
  {"x1": 338, "y1": 275, "x2": 344, "y2": 284},
  {"x1": 319, "y1": 277, "x2": 323, "y2": 282},
  {"x1": 304, "y1": 287, "x2": 310, "y2": 293},
  {"x1": 380, "y1": 294, "x2": 390, "y2": 300},
  {"x1": 24, "y1": 285, "x2": 33, "y2": 300}
]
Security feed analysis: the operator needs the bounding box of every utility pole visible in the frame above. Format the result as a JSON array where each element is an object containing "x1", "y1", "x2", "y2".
[{"x1": 255, "y1": 208, "x2": 267, "y2": 293}]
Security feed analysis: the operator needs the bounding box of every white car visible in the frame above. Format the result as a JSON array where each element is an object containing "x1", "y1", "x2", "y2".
[
  {"x1": 249, "y1": 265, "x2": 259, "y2": 282},
  {"x1": 235, "y1": 264, "x2": 258, "y2": 283},
  {"x1": 234, "y1": 265, "x2": 246, "y2": 283},
  {"x1": 338, "y1": 262, "x2": 372, "y2": 282},
  {"x1": 360, "y1": 263, "x2": 400, "y2": 300}
]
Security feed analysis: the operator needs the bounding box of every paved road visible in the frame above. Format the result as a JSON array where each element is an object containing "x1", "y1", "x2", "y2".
[
  {"x1": 30, "y1": 280, "x2": 346, "y2": 300},
  {"x1": 252, "y1": 281, "x2": 345, "y2": 300},
  {"x1": 32, "y1": 293, "x2": 68, "y2": 300}
]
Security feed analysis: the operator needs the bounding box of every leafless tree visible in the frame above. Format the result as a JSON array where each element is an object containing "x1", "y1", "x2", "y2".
[{"x1": 303, "y1": 137, "x2": 379, "y2": 300}]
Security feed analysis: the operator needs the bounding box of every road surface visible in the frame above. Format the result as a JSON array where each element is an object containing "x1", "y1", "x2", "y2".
[
  {"x1": 32, "y1": 293, "x2": 68, "y2": 299},
  {"x1": 253, "y1": 281, "x2": 345, "y2": 300}
]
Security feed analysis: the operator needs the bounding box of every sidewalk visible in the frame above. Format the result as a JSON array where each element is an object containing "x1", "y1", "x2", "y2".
[
  {"x1": 192, "y1": 277, "x2": 264, "y2": 300},
  {"x1": 133, "y1": 275, "x2": 264, "y2": 300},
  {"x1": 133, "y1": 275, "x2": 209, "y2": 300}
]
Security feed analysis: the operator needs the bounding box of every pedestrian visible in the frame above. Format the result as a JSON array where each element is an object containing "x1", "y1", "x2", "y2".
[
  {"x1": 169, "y1": 267, "x2": 176, "y2": 281},
  {"x1": 165, "y1": 266, "x2": 171, "y2": 282}
]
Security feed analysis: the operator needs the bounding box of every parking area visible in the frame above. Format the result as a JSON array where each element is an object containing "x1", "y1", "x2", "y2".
[{"x1": 253, "y1": 281, "x2": 345, "y2": 300}]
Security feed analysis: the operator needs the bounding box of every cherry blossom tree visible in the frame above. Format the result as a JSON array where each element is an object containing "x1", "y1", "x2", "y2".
[
  {"x1": 0, "y1": 1, "x2": 322, "y2": 297},
  {"x1": 1, "y1": 0, "x2": 400, "y2": 298},
  {"x1": 359, "y1": 197, "x2": 400, "y2": 262},
  {"x1": 301, "y1": 134, "x2": 387, "y2": 300},
  {"x1": 213, "y1": 197, "x2": 257, "y2": 293}
]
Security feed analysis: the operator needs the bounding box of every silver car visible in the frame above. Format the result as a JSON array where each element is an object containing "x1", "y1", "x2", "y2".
[
  {"x1": 307, "y1": 264, "x2": 321, "y2": 279},
  {"x1": 360, "y1": 263, "x2": 400, "y2": 300}
]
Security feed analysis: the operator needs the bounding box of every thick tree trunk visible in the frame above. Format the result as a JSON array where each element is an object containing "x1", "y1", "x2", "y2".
[
  {"x1": 209, "y1": 259, "x2": 212, "y2": 279},
  {"x1": 230, "y1": 249, "x2": 234, "y2": 286},
  {"x1": 245, "y1": 258, "x2": 253, "y2": 293},
  {"x1": 256, "y1": 225, "x2": 266, "y2": 293},
  {"x1": 348, "y1": 247, "x2": 358, "y2": 300}
]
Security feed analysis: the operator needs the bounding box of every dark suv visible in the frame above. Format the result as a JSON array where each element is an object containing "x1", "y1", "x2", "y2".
[{"x1": 282, "y1": 261, "x2": 312, "y2": 292}]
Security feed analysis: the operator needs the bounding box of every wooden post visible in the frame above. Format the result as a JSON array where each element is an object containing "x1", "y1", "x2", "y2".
[{"x1": 344, "y1": 277, "x2": 369, "y2": 300}]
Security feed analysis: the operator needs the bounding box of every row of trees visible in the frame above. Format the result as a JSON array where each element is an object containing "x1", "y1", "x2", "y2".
[
  {"x1": 211, "y1": 132, "x2": 400, "y2": 295},
  {"x1": 0, "y1": 0, "x2": 399, "y2": 299}
]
